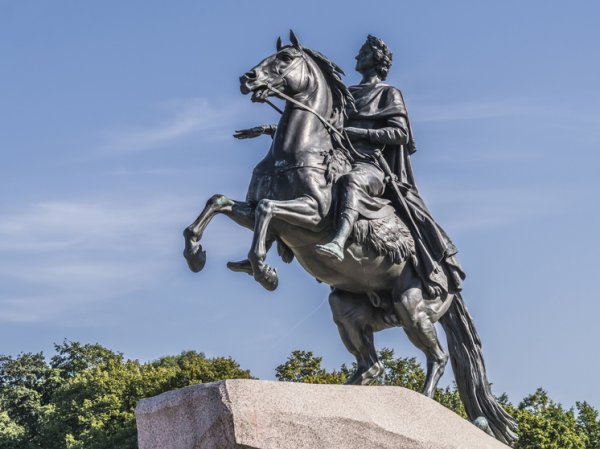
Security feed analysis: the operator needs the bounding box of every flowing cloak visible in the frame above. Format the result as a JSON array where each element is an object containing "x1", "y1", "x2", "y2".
[{"x1": 348, "y1": 83, "x2": 466, "y2": 293}]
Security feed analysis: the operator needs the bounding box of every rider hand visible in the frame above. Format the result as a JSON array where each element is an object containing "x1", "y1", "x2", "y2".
[{"x1": 233, "y1": 126, "x2": 266, "y2": 139}]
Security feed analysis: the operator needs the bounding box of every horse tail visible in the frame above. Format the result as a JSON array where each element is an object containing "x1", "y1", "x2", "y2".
[{"x1": 439, "y1": 293, "x2": 518, "y2": 445}]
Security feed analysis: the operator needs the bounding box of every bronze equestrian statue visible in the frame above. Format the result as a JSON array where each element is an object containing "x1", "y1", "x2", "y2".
[{"x1": 183, "y1": 31, "x2": 517, "y2": 445}]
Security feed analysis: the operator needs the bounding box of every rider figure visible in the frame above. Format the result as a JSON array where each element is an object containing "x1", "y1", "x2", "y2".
[
  {"x1": 315, "y1": 35, "x2": 465, "y2": 296},
  {"x1": 315, "y1": 35, "x2": 402, "y2": 262},
  {"x1": 236, "y1": 35, "x2": 465, "y2": 296}
]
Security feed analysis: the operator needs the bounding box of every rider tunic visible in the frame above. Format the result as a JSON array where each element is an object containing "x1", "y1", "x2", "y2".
[{"x1": 343, "y1": 82, "x2": 465, "y2": 293}]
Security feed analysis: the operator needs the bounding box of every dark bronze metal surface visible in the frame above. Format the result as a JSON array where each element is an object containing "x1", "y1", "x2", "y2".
[{"x1": 183, "y1": 31, "x2": 517, "y2": 444}]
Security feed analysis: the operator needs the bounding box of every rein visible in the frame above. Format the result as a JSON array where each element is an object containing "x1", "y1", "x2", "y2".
[
  {"x1": 264, "y1": 83, "x2": 362, "y2": 162},
  {"x1": 265, "y1": 83, "x2": 345, "y2": 140},
  {"x1": 261, "y1": 50, "x2": 367, "y2": 163}
]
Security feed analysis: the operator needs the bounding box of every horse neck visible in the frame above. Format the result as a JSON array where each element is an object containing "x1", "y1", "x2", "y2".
[{"x1": 272, "y1": 66, "x2": 333, "y2": 159}]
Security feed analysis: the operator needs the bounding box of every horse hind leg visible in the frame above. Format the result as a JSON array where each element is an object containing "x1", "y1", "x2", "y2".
[
  {"x1": 183, "y1": 194, "x2": 254, "y2": 272},
  {"x1": 393, "y1": 287, "x2": 449, "y2": 398},
  {"x1": 329, "y1": 289, "x2": 390, "y2": 385},
  {"x1": 227, "y1": 238, "x2": 275, "y2": 276}
]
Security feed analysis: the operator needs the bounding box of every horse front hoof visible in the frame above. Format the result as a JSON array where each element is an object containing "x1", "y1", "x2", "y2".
[
  {"x1": 345, "y1": 362, "x2": 384, "y2": 386},
  {"x1": 256, "y1": 265, "x2": 278, "y2": 291},
  {"x1": 183, "y1": 243, "x2": 206, "y2": 273},
  {"x1": 344, "y1": 371, "x2": 363, "y2": 385}
]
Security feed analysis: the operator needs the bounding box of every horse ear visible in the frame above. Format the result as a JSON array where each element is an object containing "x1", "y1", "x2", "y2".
[
  {"x1": 276, "y1": 36, "x2": 283, "y2": 51},
  {"x1": 289, "y1": 29, "x2": 302, "y2": 49}
]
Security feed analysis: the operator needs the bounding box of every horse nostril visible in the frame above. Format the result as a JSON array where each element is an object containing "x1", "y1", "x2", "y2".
[{"x1": 245, "y1": 70, "x2": 257, "y2": 80}]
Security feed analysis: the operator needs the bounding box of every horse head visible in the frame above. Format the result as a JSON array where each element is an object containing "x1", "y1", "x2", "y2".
[
  {"x1": 240, "y1": 30, "x2": 353, "y2": 132},
  {"x1": 240, "y1": 30, "x2": 312, "y2": 103}
]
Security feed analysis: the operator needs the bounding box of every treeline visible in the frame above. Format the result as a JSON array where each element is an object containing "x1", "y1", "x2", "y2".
[{"x1": 0, "y1": 342, "x2": 598, "y2": 449}]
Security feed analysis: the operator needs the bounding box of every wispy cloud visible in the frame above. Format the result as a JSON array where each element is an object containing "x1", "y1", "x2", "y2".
[
  {"x1": 0, "y1": 200, "x2": 178, "y2": 252},
  {"x1": 422, "y1": 186, "x2": 559, "y2": 233},
  {"x1": 422, "y1": 146, "x2": 543, "y2": 164},
  {"x1": 0, "y1": 198, "x2": 181, "y2": 322},
  {"x1": 412, "y1": 98, "x2": 546, "y2": 123},
  {"x1": 0, "y1": 297, "x2": 58, "y2": 323},
  {"x1": 107, "y1": 167, "x2": 207, "y2": 176},
  {"x1": 0, "y1": 194, "x2": 254, "y2": 323},
  {"x1": 100, "y1": 97, "x2": 251, "y2": 153}
]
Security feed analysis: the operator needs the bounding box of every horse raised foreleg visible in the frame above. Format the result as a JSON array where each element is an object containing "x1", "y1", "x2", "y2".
[
  {"x1": 329, "y1": 289, "x2": 390, "y2": 385},
  {"x1": 393, "y1": 287, "x2": 448, "y2": 397},
  {"x1": 248, "y1": 196, "x2": 321, "y2": 291},
  {"x1": 183, "y1": 194, "x2": 254, "y2": 272}
]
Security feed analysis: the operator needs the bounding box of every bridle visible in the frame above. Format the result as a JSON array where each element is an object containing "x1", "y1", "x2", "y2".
[
  {"x1": 261, "y1": 50, "x2": 361, "y2": 161},
  {"x1": 262, "y1": 51, "x2": 345, "y2": 139},
  {"x1": 261, "y1": 52, "x2": 419, "y2": 247}
]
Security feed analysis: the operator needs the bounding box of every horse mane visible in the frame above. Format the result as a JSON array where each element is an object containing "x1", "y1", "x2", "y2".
[{"x1": 303, "y1": 47, "x2": 355, "y2": 130}]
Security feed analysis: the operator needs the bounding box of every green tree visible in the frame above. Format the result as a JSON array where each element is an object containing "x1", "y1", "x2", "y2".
[
  {"x1": 50, "y1": 341, "x2": 122, "y2": 380},
  {"x1": 41, "y1": 358, "x2": 143, "y2": 449},
  {"x1": 0, "y1": 409, "x2": 25, "y2": 449},
  {"x1": 371, "y1": 348, "x2": 425, "y2": 390},
  {"x1": 0, "y1": 342, "x2": 253, "y2": 449},
  {"x1": 152, "y1": 350, "x2": 252, "y2": 390},
  {"x1": 4, "y1": 342, "x2": 600, "y2": 449},
  {"x1": 276, "y1": 348, "x2": 466, "y2": 417},
  {"x1": 42, "y1": 347, "x2": 252, "y2": 449},
  {"x1": 434, "y1": 385, "x2": 466, "y2": 418},
  {"x1": 511, "y1": 388, "x2": 586, "y2": 449},
  {"x1": 0, "y1": 352, "x2": 57, "y2": 448},
  {"x1": 576, "y1": 401, "x2": 600, "y2": 449},
  {"x1": 275, "y1": 350, "x2": 346, "y2": 384}
]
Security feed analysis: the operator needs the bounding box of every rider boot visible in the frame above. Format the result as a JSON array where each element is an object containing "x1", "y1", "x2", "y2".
[{"x1": 315, "y1": 209, "x2": 359, "y2": 262}]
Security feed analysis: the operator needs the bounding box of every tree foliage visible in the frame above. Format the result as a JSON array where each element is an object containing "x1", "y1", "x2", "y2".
[
  {"x1": 1, "y1": 343, "x2": 599, "y2": 448},
  {"x1": 576, "y1": 401, "x2": 600, "y2": 449},
  {"x1": 0, "y1": 341, "x2": 251, "y2": 449},
  {"x1": 275, "y1": 350, "x2": 347, "y2": 384},
  {"x1": 506, "y1": 388, "x2": 586, "y2": 449}
]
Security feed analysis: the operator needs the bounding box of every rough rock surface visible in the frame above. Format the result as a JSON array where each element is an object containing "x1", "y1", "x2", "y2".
[{"x1": 136, "y1": 379, "x2": 509, "y2": 449}]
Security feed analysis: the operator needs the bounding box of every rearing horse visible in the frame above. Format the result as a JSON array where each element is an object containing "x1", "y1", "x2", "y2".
[{"x1": 183, "y1": 32, "x2": 517, "y2": 445}]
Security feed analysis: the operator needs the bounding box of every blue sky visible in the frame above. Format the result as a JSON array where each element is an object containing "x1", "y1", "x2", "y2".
[{"x1": 1, "y1": 1, "x2": 599, "y2": 409}]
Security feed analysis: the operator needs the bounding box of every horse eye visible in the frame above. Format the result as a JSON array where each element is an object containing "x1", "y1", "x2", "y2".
[{"x1": 279, "y1": 53, "x2": 293, "y2": 62}]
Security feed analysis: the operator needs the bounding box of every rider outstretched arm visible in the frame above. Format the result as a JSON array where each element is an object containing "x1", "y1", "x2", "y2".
[{"x1": 233, "y1": 124, "x2": 277, "y2": 140}]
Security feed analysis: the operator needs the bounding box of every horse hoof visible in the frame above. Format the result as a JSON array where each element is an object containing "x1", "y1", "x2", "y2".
[
  {"x1": 227, "y1": 259, "x2": 253, "y2": 276},
  {"x1": 473, "y1": 417, "x2": 494, "y2": 436},
  {"x1": 256, "y1": 265, "x2": 278, "y2": 291},
  {"x1": 345, "y1": 362, "x2": 384, "y2": 385},
  {"x1": 183, "y1": 243, "x2": 206, "y2": 273}
]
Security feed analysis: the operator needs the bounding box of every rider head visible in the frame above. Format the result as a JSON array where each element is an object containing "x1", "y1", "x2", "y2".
[{"x1": 355, "y1": 35, "x2": 393, "y2": 81}]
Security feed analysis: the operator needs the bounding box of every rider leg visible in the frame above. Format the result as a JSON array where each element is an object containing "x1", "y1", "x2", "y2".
[
  {"x1": 316, "y1": 164, "x2": 386, "y2": 262},
  {"x1": 393, "y1": 286, "x2": 448, "y2": 398},
  {"x1": 329, "y1": 289, "x2": 390, "y2": 385},
  {"x1": 315, "y1": 209, "x2": 359, "y2": 262}
]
